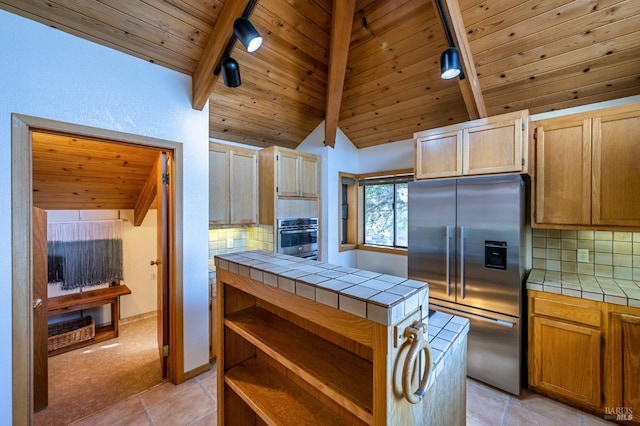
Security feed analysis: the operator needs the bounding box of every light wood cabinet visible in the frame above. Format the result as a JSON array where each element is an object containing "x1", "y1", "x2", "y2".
[
  {"x1": 414, "y1": 110, "x2": 529, "y2": 179},
  {"x1": 606, "y1": 306, "x2": 640, "y2": 424},
  {"x1": 259, "y1": 146, "x2": 320, "y2": 225},
  {"x1": 533, "y1": 116, "x2": 592, "y2": 225},
  {"x1": 529, "y1": 290, "x2": 640, "y2": 421},
  {"x1": 592, "y1": 108, "x2": 640, "y2": 226},
  {"x1": 209, "y1": 143, "x2": 258, "y2": 225},
  {"x1": 529, "y1": 291, "x2": 603, "y2": 410},
  {"x1": 532, "y1": 102, "x2": 640, "y2": 228}
]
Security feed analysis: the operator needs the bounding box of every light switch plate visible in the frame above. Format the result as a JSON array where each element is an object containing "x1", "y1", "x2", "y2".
[
  {"x1": 577, "y1": 249, "x2": 589, "y2": 263},
  {"x1": 227, "y1": 238, "x2": 234, "y2": 249}
]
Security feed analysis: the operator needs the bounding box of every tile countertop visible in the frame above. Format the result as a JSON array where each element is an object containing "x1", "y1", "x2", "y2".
[
  {"x1": 214, "y1": 250, "x2": 429, "y2": 327},
  {"x1": 526, "y1": 269, "x2": 640, "y2": 308}
]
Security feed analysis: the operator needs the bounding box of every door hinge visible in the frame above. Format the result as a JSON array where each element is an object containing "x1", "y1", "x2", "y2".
[
  {"x1": 163, "y1": 345, "x2": 169, "y2": 357},
  {"x1": 533, "y1": 129, "x2": 537, "y2": 140},
  {"x1": 521, "y1": 158, "x2": 525, "y2": 166},
  {"x1": 601, "y1": 393, "x2": 605, "y2": 404},
  {"x1": 522, "y1": 123, "x2": 525, "y2": 131},
  {"x1": 162, "y1": 173, "x2": 170, "y2": 185}
]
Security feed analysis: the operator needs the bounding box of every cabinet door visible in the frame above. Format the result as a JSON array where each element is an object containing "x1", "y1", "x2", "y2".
[
  {"x1": 609, "y1": 312, "x2": 640, "y2": 422},
  {"x1": 414, "y1": 130, "x2": 463, "y2": 179},
  {"x1": 209, "y1": 149, "x2": 230, "y2": 225},
  {"x1": 534, "y1": 117, "x2": 592, "y2": 225},
  {"x1": 531, "y1": 316, "x2": 602, "y2": 409},
  {"x1": 277, "y1": 151, "x2": 301, "y2": 196},
  {"x1": 300, "y1": 156, "x2": 318, "y2": 198},
  {"x1": 230, "y1": 150, "x2": 258, "y2": 224},
  {"x1": 463, "y1": 114, "x2": 524, "y2": 175},
  {"x1": 592, "y1": 109, "x2": 640, "y2": 226}
]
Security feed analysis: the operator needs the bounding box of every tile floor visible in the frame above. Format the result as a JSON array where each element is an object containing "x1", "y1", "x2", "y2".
[{"x1": 73, "y1": 364, "x2": 614, "y2": 426}]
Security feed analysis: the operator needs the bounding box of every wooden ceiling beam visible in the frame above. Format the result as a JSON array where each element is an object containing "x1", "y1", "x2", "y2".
[
  {"x1": 192, "y1": 0, "x2": 251, "y2": 111},
  {"x1": 324, "y1": 0, "x2": 357, "y2": 148},
  {"x1": 133, "y1": 152, "x2": 160, "y2": 226},
  {"x1": 435, "y1": 0, "x2": 487, "y2": 120}
]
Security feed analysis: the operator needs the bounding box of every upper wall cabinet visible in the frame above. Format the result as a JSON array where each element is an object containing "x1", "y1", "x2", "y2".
[
  {"x1": 414, "y1": 110, "x2": 529, "y2": 180},
  {"x1": 533, "y1": 103, "x2": 640, "y2": 228},
  {"x1": 209, "y1": 143, "x2": 258, "y2": 226},
  {"x1": 275, "y1": 149, "x2": 319, "y2": 198},
  {"x1": 258, "y1": 146, "x2": 320, "y2": 224}
]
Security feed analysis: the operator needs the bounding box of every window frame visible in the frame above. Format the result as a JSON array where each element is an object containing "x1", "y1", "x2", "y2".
[{"x1": 338, "y1": 169, "x2": 412, "y2": 255}]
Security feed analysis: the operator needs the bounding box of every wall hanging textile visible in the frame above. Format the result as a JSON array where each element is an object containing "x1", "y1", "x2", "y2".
[{"x1": 48, "y1": 220, "x2": 124, "y2": 290}]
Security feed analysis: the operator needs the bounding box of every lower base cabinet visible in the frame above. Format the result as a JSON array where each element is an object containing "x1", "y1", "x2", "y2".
[
  {"x1": 531, "y1": 316, "x2": 602, "y2": 408},
  {"x1": 607, "y1": 307, "x2": 640, "y2": 424},
  {"x1": 529, "y1": 291, "x2": 640, "y2": 424}
]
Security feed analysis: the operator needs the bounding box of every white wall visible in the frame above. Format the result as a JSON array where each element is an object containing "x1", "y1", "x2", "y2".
[
  {"x1": 121, "y1": 210, "x2": 159, "y2": 318},
  {"x1": 0, "y1": 10, "x2": 210, "y2": 417}
]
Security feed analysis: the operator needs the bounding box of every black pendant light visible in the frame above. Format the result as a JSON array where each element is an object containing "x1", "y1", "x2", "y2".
[
  {"x1": 221, "y1": 57, "x2": 241, "y2": 88},
  {"x1": 234, "y1": 17, "x2": 263, "y2": 53},
  {"x1": 440, "y1": 47, "x2": 460, "y2": 79},
  {"x1": 435, "y1": 0, "x2": 462, "y2": 80}
]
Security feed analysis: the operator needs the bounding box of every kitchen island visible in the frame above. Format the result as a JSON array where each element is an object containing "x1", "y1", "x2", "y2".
[{"x1": 214, "y1": 250, "x2": 469, "y2": 425}]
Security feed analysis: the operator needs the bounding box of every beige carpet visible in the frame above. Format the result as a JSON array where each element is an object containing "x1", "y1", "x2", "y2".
[{"x1": 34, "y1": 314, "x2": 164, "y2": 426}]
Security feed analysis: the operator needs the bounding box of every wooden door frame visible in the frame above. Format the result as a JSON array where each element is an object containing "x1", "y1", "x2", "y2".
[{"x1": 11, "y1": 114, "x2": 184, "y2": 425}]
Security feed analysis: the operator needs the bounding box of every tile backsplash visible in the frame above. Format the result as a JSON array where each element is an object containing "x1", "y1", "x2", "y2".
[
  {"x1": 532, "y1": 229, "x2": 640, "y2": 280},
  {"x1": 208, "y1": 225, "x2": 274, "y2": 273}
]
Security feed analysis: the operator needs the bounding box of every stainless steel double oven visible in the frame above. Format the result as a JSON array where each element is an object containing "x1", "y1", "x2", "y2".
[{"x1": 277, "y1": 217, "x2": 318, "y2": 260}]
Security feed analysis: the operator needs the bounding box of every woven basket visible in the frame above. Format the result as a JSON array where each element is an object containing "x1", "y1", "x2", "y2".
[{"x1": 48, "y1": 316, "x2": 95, "y2": 352}]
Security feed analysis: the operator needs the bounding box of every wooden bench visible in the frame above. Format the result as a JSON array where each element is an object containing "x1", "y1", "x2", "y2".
[{"x1": 47, "y1": 284, "x2": 131, "y2": 356}]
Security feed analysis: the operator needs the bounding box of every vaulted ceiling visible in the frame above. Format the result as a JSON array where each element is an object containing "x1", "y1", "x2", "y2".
[{"x1": 2, "y1": 0, "x2": 640, "y2": 151}]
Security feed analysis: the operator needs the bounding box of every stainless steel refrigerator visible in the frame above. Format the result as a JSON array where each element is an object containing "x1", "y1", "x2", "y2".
[{"x1": 408, "y1": 174, "x2": 528, "y2": 395}]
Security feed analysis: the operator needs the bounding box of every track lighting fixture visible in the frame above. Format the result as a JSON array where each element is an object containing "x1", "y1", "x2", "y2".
[
  {"x1": 435, "y1": 0, "x2": 462, "y2": 80},
  {"x1": 213, "y1": 1, "x2": 261, "y2": 87},
  {"x1": 221, "y1": 57, "x2": 241, "y2": 88},
  {"x1": 234, "y1": 17, "x2": 263, "y2": 53},
  {"x1": 440, "y1": 47, "x2": 460, "y2": 79}
]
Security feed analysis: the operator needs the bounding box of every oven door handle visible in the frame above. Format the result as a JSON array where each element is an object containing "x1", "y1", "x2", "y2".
[{"x1": 280, "y1": 229, "x2": 316, "y2": 234}]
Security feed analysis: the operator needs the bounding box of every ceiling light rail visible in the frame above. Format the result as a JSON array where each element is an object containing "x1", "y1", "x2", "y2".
[
  {"x1": 434, "y1": 0, "x2": 463, "y2": 80},
  {"x1": 214, "y1": 0, "x2": 263, "y2": 88}
]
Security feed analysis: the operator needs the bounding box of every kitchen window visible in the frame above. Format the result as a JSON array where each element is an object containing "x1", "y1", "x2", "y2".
[
  {"x1": 361, "y1": 176, "x2": 410, "y2": 248},
  {"x1": 338, "y1": 170, "x2": 412, "y2": 253}
]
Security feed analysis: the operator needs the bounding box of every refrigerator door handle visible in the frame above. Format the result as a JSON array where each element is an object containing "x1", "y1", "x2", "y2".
[
  {"x1": 460, "y1": 225, "x2": 465, "y2": 299},
  {"x1": 435, "y1": 305, "x2": 517, "y2": 329},
  {"x1": 469, "y1": 312, "x2": 516, "y2": 328},
  {"x1": 446, "y1": 225, "x2": 453, "y2": 296}
]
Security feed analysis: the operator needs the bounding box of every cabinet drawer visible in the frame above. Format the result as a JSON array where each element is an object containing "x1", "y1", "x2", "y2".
[{"x1": 532, "y1": 295, "x2": 601, "y2": 328}]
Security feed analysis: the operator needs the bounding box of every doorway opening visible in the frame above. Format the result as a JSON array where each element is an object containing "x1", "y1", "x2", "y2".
[{"x1": 11, "y1": 114, "x2": 184, "y2": 425}]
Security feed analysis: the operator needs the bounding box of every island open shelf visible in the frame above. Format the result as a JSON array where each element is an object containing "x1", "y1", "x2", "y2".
[
  {"x1": 225, "y1": 304, "x2": 374, "y2": 423},
  {"x1": 215, "y1": 251, "x2": 469, "y2": 426},
  {"x1": 226, "y1": 357, "x2": 356, "y2": 426}
]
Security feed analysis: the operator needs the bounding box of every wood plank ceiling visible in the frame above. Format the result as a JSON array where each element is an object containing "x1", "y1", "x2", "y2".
[
  {"x1": 31, "y1": 131, "x2": 162, "y2": 212},
  {"x1": 2, "y1": 0, "x2": 640, "y2": 151}
]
